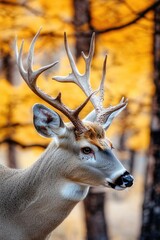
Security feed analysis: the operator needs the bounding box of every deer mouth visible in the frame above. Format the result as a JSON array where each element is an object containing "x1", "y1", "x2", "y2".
[
  {"x1": 107, "y1": 181, "x2": 126, "y2": 190},
  {"x1": 104, "y1": 179, "x2": 126, "y2": 190}
]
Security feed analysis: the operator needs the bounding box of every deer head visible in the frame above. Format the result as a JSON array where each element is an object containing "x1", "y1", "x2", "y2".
[{"x1": 15, "y1": 29, "x2": 133, "y2": 191}]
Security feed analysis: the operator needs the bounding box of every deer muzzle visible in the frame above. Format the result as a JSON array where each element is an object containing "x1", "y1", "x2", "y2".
[{"x1": 107, "y1": 171, "x2": 134, "y2": 190}]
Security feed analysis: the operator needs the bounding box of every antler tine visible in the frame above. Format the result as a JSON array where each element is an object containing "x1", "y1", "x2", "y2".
[
  {"x1": 15, "y1": 39, "x2": 27, "y2": 81},
  {"x1": 73, "y1": 91, "x2": 96, "y2": 117},
  {"x1": 64, "y1": 32, "x2": 79, "y2": 79},
  {"x1": 53, "y1": 32, "x2": 80, "y2": 83},
  {"x1": 81, "y1": 32, "x2": 95, "y2": 78},
  {"x1": 15, "y1": 29, "x2": 58, "y2": 88},
  {"x1": 96, "y1": 97, "x2": 128, "y2": 125},
  {"x1": 15, "y1": 30, "x2": 92, "y2": 134},
  {"x1": 27, "y1": 29, "x2": 59, "y2": 87},
  {"x1": 98, "y1": 54, "x2": 107, "y2": 106}
]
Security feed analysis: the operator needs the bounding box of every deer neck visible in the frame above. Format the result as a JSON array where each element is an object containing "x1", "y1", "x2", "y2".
[
  {"x1": 3, "y1": 140, "x2": 89, "y2": 238},
  {"x1": 25, "y1": 142, "x2": 89, "y2": 202}
]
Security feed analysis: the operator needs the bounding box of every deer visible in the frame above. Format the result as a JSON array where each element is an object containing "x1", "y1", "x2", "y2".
[{"x1": 0, "y1": 30, "x2": 134, "y2": 240}]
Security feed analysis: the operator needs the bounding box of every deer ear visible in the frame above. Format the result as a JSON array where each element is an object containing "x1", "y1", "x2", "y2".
[
  {"x1": 101, "y1": 105, "x2": 126, "y2": 130},
  {"x1": 33, "y1": 104, "x2": 66, "y2": 138}
]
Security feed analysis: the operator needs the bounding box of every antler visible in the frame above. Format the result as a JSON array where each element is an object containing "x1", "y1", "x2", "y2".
[
  {"x1": 53, "y1": 33, "x2": 128, "y2": 126},
  {"x1": 53, "y1": 33, "x2": 102, "y2": 112},
  {"x1": 15, "y1": 29, "x2": 93, "y2": 134}
]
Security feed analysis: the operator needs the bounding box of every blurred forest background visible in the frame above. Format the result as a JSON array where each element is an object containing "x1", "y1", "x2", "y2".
[{"x1": 0, "y1": 0, "x2": 160, "y2": 240}]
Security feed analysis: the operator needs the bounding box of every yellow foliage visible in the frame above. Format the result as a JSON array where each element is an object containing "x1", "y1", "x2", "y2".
[
  {"x1": 0, "y1": 0, "x2": 155, "y2": 151},
  {"x1": 0, "y1": 79, "x2": 15, "y2": 125},
  {"x1": 127, "y1": 128, "x2": 150, "y2": 151}
]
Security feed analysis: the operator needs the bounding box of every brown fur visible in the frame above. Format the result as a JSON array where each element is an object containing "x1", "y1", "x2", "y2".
[{"x1": 76, "y1": 122, "x2": 113, "y2": 150}]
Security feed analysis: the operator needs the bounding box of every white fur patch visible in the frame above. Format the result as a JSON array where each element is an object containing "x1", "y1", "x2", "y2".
[{"x1": 61, "y1": 182, "x2": 89, "y2": 202}]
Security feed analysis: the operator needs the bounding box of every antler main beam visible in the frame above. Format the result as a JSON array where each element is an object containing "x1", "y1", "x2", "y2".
[{"x1": 15, "y1": 30, "x2": 93, "y2": 134}]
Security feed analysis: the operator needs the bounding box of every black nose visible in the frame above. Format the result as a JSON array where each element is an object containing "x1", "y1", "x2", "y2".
[
  {"x1": 115, "y1": 171, "x2": 134, "y2": 187},
  {"x1": 122, "y1": 174, "x2": 134, "y2": 187}
]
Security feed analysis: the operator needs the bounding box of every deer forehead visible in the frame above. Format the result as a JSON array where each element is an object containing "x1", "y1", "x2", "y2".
[{"x1": 75, "y1": 122, "x2": 113, "y2": 150}]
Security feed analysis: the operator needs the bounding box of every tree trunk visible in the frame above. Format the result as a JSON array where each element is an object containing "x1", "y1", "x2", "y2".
[
  {"x1": 2, "y1": 53, "x2": 17, "y2": 168},
  {"x1": 129, "y1": 150, "x2": 135, "y2": 175},
  {"x1": 73, "y1": 0, "x2": 93, "y2": 59},
  {"x1": 140, "y1": 2, "x2": 160, "y2": 239},
  {"x1": 7, "y1": 141, "x2": 17, "y2": 168},
  {"x1": 83, "y1": 191, "x2": 108, "y2": 240},
  {"x1": 73, "y1": 1, "x2": 108, "y2": 239}
]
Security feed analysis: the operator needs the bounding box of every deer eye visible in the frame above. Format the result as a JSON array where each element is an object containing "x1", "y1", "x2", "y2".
[{"x1": 81, "y1": 147, "x2": 93, "y2": 155}]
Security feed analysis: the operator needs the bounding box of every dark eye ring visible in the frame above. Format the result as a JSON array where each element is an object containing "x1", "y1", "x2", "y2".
[{"x1": 81, "y1": 147, "x2": 92, "y2": 154}]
